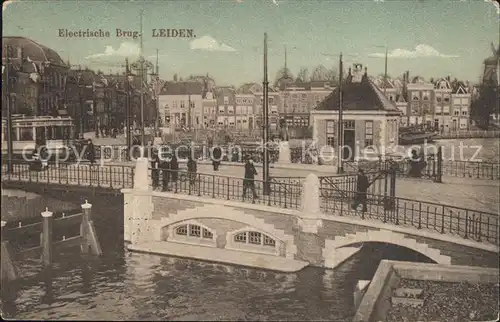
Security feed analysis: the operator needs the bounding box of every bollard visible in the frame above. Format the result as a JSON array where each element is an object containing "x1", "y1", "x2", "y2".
[
  {"x1": 41, "y1": 208, "x2": 53, "y2": 267},
  {"x1": 1, "y1": 220, "x2": 18, "y2": 282},
  {"x1": 81, "y1": 200, "x2": 92, "y2": 254},
  {"x1": 1, "y1": 221, "x2": 6, "y2": 242}
]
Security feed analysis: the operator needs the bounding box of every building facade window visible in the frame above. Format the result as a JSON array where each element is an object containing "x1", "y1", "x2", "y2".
[
  {"x1": 180, "y1": 100, "x2": 186, "y2": 108},
  {"x1": 168, "y1": 222, "x2": 216, "y2": 247},
  {"x1": 365, "y1": 121, "x2": 373, "y2": 147},
  {"x1": 233, "y1": 231, "x2": 276, "y2": 247},
  {"x1": 326, "y1": 120, "x2": 335, "y2": 147},
  {"x1": 224, "y1": 96, "x2": 229, "y2": 104}
]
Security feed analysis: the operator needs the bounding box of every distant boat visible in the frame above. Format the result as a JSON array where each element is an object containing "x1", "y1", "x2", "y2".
[{"x1": 399, "y1": 127, "x2": 438, "y2": 145}]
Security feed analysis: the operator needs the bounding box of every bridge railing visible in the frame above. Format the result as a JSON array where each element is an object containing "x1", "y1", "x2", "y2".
[
  {"x1": 1, "y1": 160, "x2": 135, "y2": 190},
  {"x1": 149, "y1": 169, "x2": 302, "y2": 210},
  {"x1": 440, "y1": 160, "x2": 499, "y2": 180},
  {"x1": 320, "y1": 188, "x2": 499, "y2": 245}
]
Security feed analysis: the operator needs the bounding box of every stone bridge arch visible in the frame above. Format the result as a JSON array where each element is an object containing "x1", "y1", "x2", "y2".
[
  {"x1": 153, "y1": 204, "x2": 297, "y2": 258},
  {"x1": 322, "y1": 229, "x2": 452, "y2": 268}
]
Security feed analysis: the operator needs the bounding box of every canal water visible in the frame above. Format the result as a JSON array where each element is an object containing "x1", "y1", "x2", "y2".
[{"x1": 0, "y1": 194, "x2": 433, "y2": 321}]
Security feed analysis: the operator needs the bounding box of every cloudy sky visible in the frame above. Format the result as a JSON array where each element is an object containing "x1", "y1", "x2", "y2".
[{"x1": 3, "y1": 0, "x2": 499, "y2": 86}]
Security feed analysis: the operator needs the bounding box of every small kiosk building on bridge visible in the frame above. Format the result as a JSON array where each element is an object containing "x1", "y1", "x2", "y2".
[{"x1": 310, "y1": 64, "x2": 401, "y2": 164}]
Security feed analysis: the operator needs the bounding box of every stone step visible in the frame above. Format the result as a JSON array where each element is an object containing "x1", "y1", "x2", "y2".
[{"x1": 391, "y1": 296, "x2": 424, "y2": 307}]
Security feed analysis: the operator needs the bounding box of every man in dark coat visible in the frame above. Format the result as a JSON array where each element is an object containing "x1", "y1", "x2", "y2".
[
  {"x1": 212, "y1": 146, "x2": 222, "y2": 171},
  {"x1": 159, "y1": 156, "x2": 171, "y2": 191},
  {"x1": 242, "y1": 158, "x2": 258, "y2": 200},
  {"x1": 351, "y1": 169, "x2": 369, "y2": 212},
  {"x1": 187, "y1": 155, "x2": 197, "y2": 187},
  {"x1": 86, "y1": 139, "x2": 96, "y2": 165},
  {"x1": 170, "y1": 154, "x2": 179, "y2": 183},
  {"x1": 150, "y1": 149, "x2": 160, "y2": 189}
]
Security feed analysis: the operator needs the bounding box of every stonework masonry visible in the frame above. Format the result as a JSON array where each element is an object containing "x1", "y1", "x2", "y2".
[{"x1": 122, "y1": 157, "x2": 498, "y2": 271}]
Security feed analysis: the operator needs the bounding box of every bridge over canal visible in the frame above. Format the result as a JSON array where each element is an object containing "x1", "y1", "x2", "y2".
[{"x1": 2, "y1": 160, "x2": 498, "y2": 272}]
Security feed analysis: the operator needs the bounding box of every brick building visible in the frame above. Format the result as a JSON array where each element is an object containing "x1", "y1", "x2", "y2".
[{"x1": 2, "y1": 36, "x2": 69, "y2": 117}]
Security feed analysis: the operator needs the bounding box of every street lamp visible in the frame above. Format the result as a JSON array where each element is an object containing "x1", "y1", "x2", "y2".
[
  {"x1": 3, "y1": 44, "x2": 15, "y2": 172},
  {"x1": 263, "y1": 33, "x2": 270, "y2": 195}
]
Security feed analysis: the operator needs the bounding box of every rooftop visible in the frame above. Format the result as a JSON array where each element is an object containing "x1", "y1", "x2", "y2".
[
  {"x1": 316, "y1": 64, "x2": 399, "y2": 112},
  {"x1": 159, "y1": 81, "x2": 204, "y2": 95},
  {"x1": 2, "y1": 36, "x2": 67, "y2": 67}
]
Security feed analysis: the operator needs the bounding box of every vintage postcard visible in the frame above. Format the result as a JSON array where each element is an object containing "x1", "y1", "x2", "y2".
[{"x1": 1, "y1": 0, "x2": 499, "y2": 321}]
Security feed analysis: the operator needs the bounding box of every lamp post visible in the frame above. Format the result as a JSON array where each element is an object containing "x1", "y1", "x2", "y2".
[
  {"x1": 262, "y1": 33, "x2": 270, "y2": 195},
  {"x1": 3, "y1": 44, "x2": 14, "y2": 172}
]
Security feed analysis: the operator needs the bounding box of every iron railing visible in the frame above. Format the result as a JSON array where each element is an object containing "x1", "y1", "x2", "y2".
[
  {"x1": 320, "y1": 189, "x2": 499, "y2": 245},
  {"x1": 1, "y1": 160, "x2": 134, "y2": 189},
  {"x1": 150, "y1": 169, "x2": 302, "y2": 210},
  {"x1": 440, "y1": 160, "x2": 500, "y2": 180}
]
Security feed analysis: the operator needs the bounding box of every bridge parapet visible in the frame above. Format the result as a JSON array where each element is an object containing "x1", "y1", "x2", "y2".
[{"x1": 122, "y1": 160, "x2": 498, "y2": 271}]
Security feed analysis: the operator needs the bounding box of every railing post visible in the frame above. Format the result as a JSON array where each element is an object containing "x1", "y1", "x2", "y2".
[
  {"x1": 41, "y1": 208, "x2": 53, "y2": 267},
  {"x1": 197, "y1": 173, "x2": 202, "y2": 197},
  {"x1": 441, "y1": 207, "x2": 445, "y2": 234},
  {"x1": 464, "y1": 210, "x2": 468, "y2": 239}
]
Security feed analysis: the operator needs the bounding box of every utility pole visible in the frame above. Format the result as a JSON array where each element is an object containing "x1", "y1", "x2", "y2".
[
  {"x1": 154, "y1": 48, "x2": 159, "y2": 132},
  {"x1": 384, "y1": 46, "x2": 388, "y2": 97},
  {"x1": 125, "y1": 58, "x2": 132, "y2": 158},
  {"x1": 337, "y1": 53, "x2": 344, "y2": 174},
  {"x1": 188, "y1": 92, "x2": 192, "y2": 131},
  {"x1": 263, "y1": 33, "x2": 270, "y2": 195},
  {"x1": 139, "y1": 10, "x2": 145, "y2": 147},
  {"x1": 3, "y1": 44, "x2": 14, "y2": 172}
]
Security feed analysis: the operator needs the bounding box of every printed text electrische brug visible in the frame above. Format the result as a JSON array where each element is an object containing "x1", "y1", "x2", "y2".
[{"x1": 58, "y1": 28, "x2": 196, "y2": 38}]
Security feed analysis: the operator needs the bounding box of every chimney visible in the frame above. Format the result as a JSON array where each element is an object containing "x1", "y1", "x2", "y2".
[
  {"x1": 364, "y1": 67, "x2": 367, "y2": 76},
  {"x1": 348, "y1": 67, "x2": 352, "y2": 76},
  {"x1": 351, "y1": 64, "x2": 364, "y2": 83}
]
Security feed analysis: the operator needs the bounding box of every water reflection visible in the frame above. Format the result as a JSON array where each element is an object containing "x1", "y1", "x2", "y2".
[{"x1": 1, "y1": 193, "x2": 441, "y2": 321}]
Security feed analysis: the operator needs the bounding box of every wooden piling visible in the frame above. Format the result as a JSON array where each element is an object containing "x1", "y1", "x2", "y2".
[
  {"x1": 1, "y1": 220, "x2": 18, "y2": 282},
  {"x1": 80, "y1": 200, "x2": 102, "y2": 256},
  {"x1": 41, "y1": 208, "x2": 53, "y2": 267}
]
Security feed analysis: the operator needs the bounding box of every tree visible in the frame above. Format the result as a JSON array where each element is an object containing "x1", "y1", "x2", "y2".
[
  {"x1": 273, "y1": 67, "x2": 294, "y2": 87},
  {"x1": 310, "y1": 65, "x2": 337, "y2": 82},
  {"x1": 295, "y1": 67, "x2": 309, "y2": 83}
]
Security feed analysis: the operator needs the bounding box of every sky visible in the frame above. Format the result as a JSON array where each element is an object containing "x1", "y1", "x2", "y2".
[{"x1": 3, "y1": 0, "x2": 499, "y2": 86}]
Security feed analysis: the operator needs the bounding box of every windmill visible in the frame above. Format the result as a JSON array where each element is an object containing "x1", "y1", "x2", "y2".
[{"x1": 483, "y1": 42, "x2": 499, "y2": 86}]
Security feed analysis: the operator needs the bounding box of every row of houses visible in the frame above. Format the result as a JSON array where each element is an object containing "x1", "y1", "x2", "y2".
[
  {"x1": 3, "y1": 36, "x2": 482, "y2": 136},
  {"x1": 2, "y1": 36, "x2": 157, "y2": 136}
]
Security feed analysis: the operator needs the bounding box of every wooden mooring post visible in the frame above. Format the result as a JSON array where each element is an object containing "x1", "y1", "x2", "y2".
[
  {"x1": 1, "y1": 200, "x2": 102, "y2": 283},
  {"x1": 1, "y1": 220, "x2": 19, "y2": 283}
]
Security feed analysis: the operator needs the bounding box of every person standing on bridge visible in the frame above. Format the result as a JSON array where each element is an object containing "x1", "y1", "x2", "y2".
[
  {"x1": 242, "y1": 157, "x2": 258, "y2": 201},
  {"x1": 351, "y1": 169, "x2": 369, "y2": 213},
  {"x1": 170, "y1": 153, "x2": 179, "y2": 186},
  {"x1": 160, "y1": 155, "x2": 171, "y2": 191},
  {"x1": 187, "y1": 154, "x2": 197, "y2": 187},
  {"x1": 86, "y1": 139, "x2": 96, "y2": 165},
  {"x1": 150, "y1": 149, "x2": 160, "y2": 190},
  {"x1": 212, "y1": 146, "x2": 222, "y2": 171}
]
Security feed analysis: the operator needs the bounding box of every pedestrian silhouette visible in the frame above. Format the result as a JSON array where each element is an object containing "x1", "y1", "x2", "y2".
[
  {"x1": 187, "y1": 155, "x2": 197, "y2": 187},
  {"x1": 351, "y1": 169, "x2": 369, "y2": 212},
  {"x1": 242, "y1": 158, "x2": 258, "y2": 200}
]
